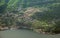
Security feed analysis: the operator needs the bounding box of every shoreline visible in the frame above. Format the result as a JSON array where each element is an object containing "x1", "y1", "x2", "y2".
[{"x1": 0, "y1": 27, "x2": 58, "y2": 35}]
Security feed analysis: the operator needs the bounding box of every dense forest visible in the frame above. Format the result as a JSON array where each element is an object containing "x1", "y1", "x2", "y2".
[{"x1": 0, "y1": 0, "x2": 60, "y2": 34}]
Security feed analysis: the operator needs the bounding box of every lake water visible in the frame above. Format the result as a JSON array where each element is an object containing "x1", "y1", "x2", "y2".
[{"x1": 0, "y1": 29, "x2": 60, "y2": 38}]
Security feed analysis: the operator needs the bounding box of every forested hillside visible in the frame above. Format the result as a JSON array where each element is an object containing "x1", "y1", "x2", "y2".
[{"x1": 0, "y1": 0, "x2": 60, "y2": 34}]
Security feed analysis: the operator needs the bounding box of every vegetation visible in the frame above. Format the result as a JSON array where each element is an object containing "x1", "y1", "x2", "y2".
[{"x1": 0, "y1": 0, "x2": 60, "y2": 34}]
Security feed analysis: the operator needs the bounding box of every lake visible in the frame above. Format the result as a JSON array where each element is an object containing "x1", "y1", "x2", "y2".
[{"x1": 0, "y1": 29, "x2": 60, "y2": 38}]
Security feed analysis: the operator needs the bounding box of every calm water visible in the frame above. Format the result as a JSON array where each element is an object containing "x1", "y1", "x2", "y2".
[{"x1": 0, "y1": 29, "x2": 60, "y2": 38}]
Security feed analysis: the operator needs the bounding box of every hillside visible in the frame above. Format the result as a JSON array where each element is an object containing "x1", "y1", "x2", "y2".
[{"x1": 0, "y1": 0, "x2": 60, "y2": 33}]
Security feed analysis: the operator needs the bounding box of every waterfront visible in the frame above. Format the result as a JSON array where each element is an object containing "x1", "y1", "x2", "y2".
[{"x1": 0, "y1": 29, "x2": 60, "y2": 38}]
